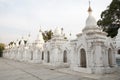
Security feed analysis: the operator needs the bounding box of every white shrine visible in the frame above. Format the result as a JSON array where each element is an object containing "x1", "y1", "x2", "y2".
[
  {"x1": 115, "y1": 28, "x2": 120, "y2": 61},
  {"x1": 3, "y1": 4, "x2": 118, "y2": 74}
]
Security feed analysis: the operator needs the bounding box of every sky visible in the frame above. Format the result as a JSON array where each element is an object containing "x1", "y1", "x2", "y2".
[{"x1": 0, "y1": 0, "x2": 112, "y2": 44}]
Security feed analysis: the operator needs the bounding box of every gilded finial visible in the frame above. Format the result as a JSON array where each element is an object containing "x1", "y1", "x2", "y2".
[{"x1": 88, "y1": 0, "x2": 92, "y2": 12}]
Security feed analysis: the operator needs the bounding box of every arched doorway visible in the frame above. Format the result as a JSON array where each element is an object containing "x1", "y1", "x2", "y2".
[
  {"x1": 0, "y1": 53, "x2": 3, "y2": 57},
  {"x1": 42, "y1": 51, "x2": 44, "y2": 60},
  {"x1": 80, "y1": 49, "x2": 87, "y2": 68},
  {"x1": 63, "y1": 50, "x2": 67, "y2": 63},
  {"x1": 108, "y1": 48, "x2": 112, "y2": 67},
  {"x1": 47, "y1": 51, "x2": 50, "y2": 63},
  {"x1": 118, "y1": 49, "x2": 120, "y2": 55},
  {"x1": 31, "y1": 51, "x2": 33, "y2": 60}
]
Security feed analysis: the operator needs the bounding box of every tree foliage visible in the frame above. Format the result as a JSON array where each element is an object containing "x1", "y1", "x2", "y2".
[
  {"x1": 8, "y1": 41, "x2": 14, "y2": 46},
  {"x1": 97, "y1": 0, "x2": 120, "y2": 38},
  {"x1": 0, "y1": 43, "x2": 5, "y2": 57},
  {"x1": 24, "y1": 40, "x2": 27, "y2": 45},
  {"x1": 42, "y1": 29, "x2": 67, "y2": 42},
  {"x1": 42, "y1": 30, "x2": 53, "y2": 42}
]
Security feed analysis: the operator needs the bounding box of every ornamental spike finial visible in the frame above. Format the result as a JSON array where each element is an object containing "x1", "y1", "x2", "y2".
[{"x1": 88, "y1": 0, "x2": 92, "y2": 12}]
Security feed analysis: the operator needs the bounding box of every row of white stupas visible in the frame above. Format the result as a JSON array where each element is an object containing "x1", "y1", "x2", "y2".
[
  {"x1": 5, "y1": 29, "x2": 44, "y2": 49},
  {"x1": 3, "y1": 4, "x2": 120, "y2": 74}
]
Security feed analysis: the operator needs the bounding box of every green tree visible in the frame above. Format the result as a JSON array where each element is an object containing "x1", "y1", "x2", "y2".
[
  {"x1": 8, "y1": 41, "x2": 14, "y2": 46},
  {"x1": 42, "y1": 30, "x2": 53, "y2": 42},
  {"x1": 97, "y1": 0, "x2": 120, "y2": 38},
  {"x1": 24, "y1": 40, "x2": 27, "y2": 45},
  {"x1": 42, "y1": 29, "x2": 67, "y2": 42},
  {"x1": 0, "y1": 43, "x2": 5, "y2": 57}
]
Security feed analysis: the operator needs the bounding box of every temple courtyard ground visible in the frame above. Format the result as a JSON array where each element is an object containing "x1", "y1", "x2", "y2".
[{"x1": 0, "y1": 58, "x2": 120, "y2": 80}]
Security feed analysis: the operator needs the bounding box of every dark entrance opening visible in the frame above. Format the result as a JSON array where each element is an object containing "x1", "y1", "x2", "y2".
[
  {"x1": 108, "y1": 48, "x2": 113, "y2": 67},
  {"x1": 47, "y1": 51, "x2": 50, "y2": 63},
  {"x1": 80, "y1": 49, "x2": 87, "y2": 68},
  {"x1": 63, "y1": 50, "x2": 67, "y2": 63},
  {"x1": 42, "y1": 51, "x2": 44, "y2": 60}
]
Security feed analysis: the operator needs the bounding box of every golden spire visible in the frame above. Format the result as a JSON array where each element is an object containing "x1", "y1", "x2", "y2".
[{"x1": 88, "y1": 0, "x2": 92, "y2": 12}]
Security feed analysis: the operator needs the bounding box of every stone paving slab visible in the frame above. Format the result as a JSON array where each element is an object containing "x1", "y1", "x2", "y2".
[{"x1": 0, "y1": 58, "x2": 120, "y2": 80}]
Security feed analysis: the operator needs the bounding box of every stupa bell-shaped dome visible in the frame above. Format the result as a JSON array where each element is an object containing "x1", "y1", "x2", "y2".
[
  {"x1": 54, "y1": 27, "x2": 61, "y2": 36},
  {"x1": 85, "y1": 6, "x2": 97, "y2": 27},
  {"x1": 12, "y1": 42, "x2": 15, "y2": 48},
  {"x1": 16, "y1": 39, "x2": 19, "y2": 47},
  {"x1": 37, "y1": 29, "x2": 44, "y2": 43},
  {"x1": 27, "y1": 34, "x2": 31, "y2": 43},
  {"x1": 35, "y1": 28, "x2": 44, "y2": 48},
  {"x1": 82, "y1": 2, "x2": 101, "y2": 33},
  {"x1": 21, "y1": 37, "x2": 24, "y2": 45},
  {"x1": 86, "y1": 14, "x2": 97, "y2": 27}
]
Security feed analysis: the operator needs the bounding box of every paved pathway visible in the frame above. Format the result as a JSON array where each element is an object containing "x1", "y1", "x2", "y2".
[{"x1": 0, "y1": 58, "x2": 120, "y2": 80}]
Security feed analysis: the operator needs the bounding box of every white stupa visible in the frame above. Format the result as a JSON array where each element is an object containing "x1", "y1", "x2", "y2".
[
  {"x1": 54, "y1": 27, "x2": 62, "y2": 36},
  {"x1": 20, "y1": 37, "x2": 24, "y2": 46},
  {"x1": 35, "y1": 28, "x2": 44, "y2": 48},
  {"x1": 82, "y1": 2, "x2": 101, "y2": 33},
  {"x1": 16, "y1": 39, "x2": 19, "y2": 47}
]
